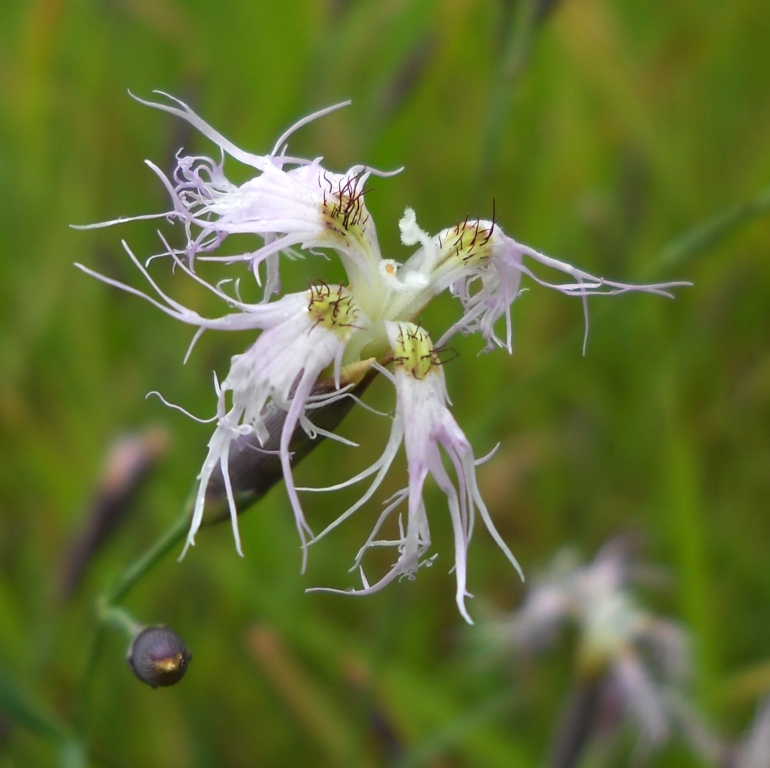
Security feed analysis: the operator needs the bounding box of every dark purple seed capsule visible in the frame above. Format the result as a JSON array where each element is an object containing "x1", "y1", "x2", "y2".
[{"x1": 127, "y1": 626, "x2": 192, "y2": 688}]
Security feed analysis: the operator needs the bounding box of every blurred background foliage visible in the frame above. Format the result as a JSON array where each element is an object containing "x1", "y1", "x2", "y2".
[{"x1": 0, "y1": 0, "x2": 769, "y2": 765}]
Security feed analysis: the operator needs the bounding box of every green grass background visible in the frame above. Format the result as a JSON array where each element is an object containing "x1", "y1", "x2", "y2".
[{"x1": 1, "y1": 0, "x2": 769, "y2": 765}]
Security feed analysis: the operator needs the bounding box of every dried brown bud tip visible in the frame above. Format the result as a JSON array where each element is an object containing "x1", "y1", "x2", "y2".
[{"x1": 127, "y1": 626, "x2": 192, "y2": 688}]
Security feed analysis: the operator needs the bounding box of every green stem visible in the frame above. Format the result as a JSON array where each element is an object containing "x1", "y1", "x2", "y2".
[
  {"x1": 546, "y1": 672, "x2": 606, "y2": 768},
  {"x1": 75, "y1": 623, "x2": 105, "y2": 732},
  {"x1": 78, "y1": 361, "x2": 381, "y2": 725},
  {"x1": 98, "y1": 605, "x2": 144, "y2": 640},
  {"x1": 101, "y1": 507, "x2": 191, "y2": 607},
  {"x1": 77, "y1": 507, "x2": 190, "y2": 731}
]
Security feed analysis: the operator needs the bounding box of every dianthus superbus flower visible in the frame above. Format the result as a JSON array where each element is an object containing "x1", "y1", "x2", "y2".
[
  {"x1": 76, "y1": 93, "x2": 689, "y2": 621},
  {"x1": 307, "y1": 322, "x2": 522, "y2": 622},
  {"x1": 187, "y1": 283, "x2": 366, "y2": 564},
  {"x1": 490, "y1": 539, "x2": 691, "y2": 755}
]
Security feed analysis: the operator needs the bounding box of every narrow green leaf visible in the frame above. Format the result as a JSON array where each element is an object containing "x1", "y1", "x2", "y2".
[{"x1": 656, "y1": 184, "x2": 770, "y2": 273}]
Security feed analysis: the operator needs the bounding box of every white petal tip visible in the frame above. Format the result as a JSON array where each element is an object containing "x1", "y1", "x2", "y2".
[{"x1": 177, "y1": 540, "x2": 194, "y2": 562}]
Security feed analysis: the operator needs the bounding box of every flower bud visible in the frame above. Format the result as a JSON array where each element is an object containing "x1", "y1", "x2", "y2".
[
  {"x1": 61, "y1": 427, "x2": 169, "y2": 597},
  {"x1": 127, "y1": 626, "x2": 192, "y2": 688}
]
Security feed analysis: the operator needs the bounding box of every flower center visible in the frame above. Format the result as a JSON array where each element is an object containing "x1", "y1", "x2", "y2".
[
  {"x1": 320, "y1": 173, "x2": 372, "y2": 251},
  {"x1": 308, "y1": 283, "x2": 360, "y2": 334},
  {"x1": 433, "y1": 219, "x2": 496, "y2": 271},
  {"x1": 391, "y1": 322, "x2": 440, "y2": 379}
]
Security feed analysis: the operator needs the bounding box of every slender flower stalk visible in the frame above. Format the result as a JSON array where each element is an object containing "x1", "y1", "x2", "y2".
[{"x1": 76, "y1": 93, "x2": 689, "y2": 620}]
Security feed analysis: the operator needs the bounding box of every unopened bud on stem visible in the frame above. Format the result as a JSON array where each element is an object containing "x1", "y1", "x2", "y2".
[{"x1": 127, "y1": 626, "x2": 192, "y2": 688}]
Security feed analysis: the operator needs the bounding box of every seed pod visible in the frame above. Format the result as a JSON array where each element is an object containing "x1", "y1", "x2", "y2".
[
  {"x1": 127, "y1": 626, "x2": 192, "y2": 688},
  {"x1": 61, "y1": 427, "x2": 169, "y2": 598}
]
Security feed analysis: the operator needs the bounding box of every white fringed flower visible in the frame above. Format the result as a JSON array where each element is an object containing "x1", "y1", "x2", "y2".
[
  {"x1": 185, "y1": 283, "x2": 366, "y2": 564},
  {"x1": 158, "y1": 158, "x2": 384, "y2": 306},
  {"x1": 494, "y1": 539, "x2": 690, "y2": 753},
  {"x1": 307, "y1": 322, "x2": 522, "y2": 623},
  {"x1": 76, "y1": 93, "x2": 690, "y2": 620},
  {"x1": 77, "y1": 92, "x2": 388, "y2": 310},
  {"x1": 77, "y1": 246, "x2": 367, "y2": 566},
  {"x1": 390, "y1": 208, "x2": 686, "y2": 353}
]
